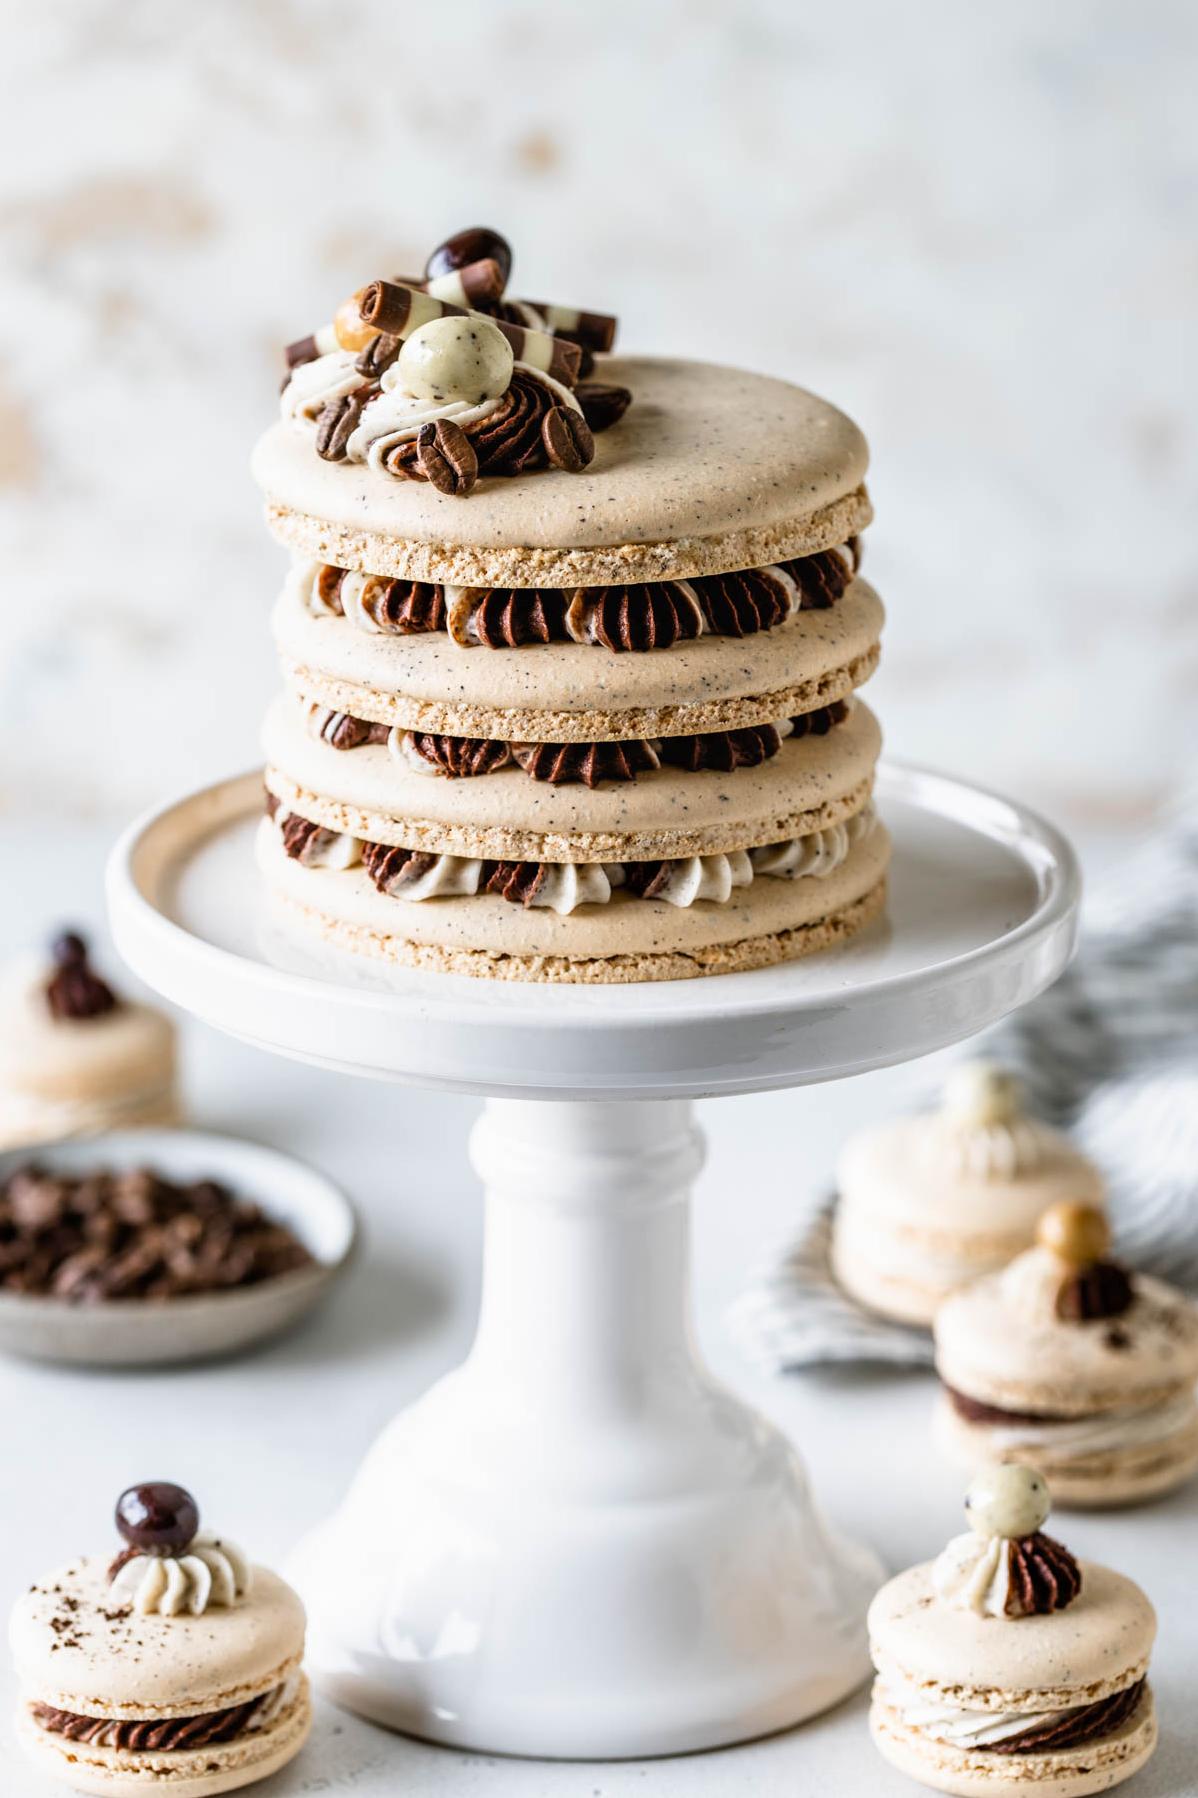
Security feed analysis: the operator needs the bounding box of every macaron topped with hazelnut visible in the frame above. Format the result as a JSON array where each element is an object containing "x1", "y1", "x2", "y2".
[
  {"x1": 832, "y1": 1062, "x2": 1104, "y2": 1327},
  {"x1": 9, "y1": 1482, "x2": 309, "y2": 1795},
  {"x1": 935, "y1": 1201, "x2": 1198, "y2": 1506},
  {"x1": 868, "y1": 1464, "x2": 1157, "y2": 1796},
  {"x1": 0, "y1": 930, "x2": 180, "y2": 1150}
]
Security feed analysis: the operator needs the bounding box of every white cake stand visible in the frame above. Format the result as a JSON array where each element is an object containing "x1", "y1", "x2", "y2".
[{"x1": 107, "y1": 761, "x2": 1079, "y2": 1760}]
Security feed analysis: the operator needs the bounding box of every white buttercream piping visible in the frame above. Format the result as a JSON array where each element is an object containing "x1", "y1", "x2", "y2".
[
  {"x1": 932, "y1": 1531, "x2": 1012, "y2": 1617},
  {"x1": 107, "y1": 1535, "x2": 251, "y2": 1617}
]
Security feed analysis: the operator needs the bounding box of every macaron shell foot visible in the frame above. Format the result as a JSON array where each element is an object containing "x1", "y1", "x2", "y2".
[
  {"x1": 869, "y1": 1684, "x2": 1156, "y2": 1798},
  {"x1": 934, "y1": 1389, "x2": 1198, "y2": 1509},
  {"x1": 15, "y1": 1675, "x2": 312, "y2": 1797},
  {"x1": 830, "y1": 1226, "x2": 945, "y2": 1327}
]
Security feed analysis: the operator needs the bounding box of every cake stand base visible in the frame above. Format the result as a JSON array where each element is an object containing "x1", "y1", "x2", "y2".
[
  {"x1": 290, "y1": 1096, "x2": 880, "y2": 1757},
  {"x1": 107, "y1": 762, "x2": 1080, "y2": 1758}
]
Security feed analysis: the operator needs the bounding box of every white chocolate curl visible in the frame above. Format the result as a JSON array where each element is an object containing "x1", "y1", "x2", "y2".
[
  {"x1": 108, "y1": 1534, "x2": 251, "y2": 1617},
  {"x1": 397, "y1": 315, "x2": 514, "y2": 405}
]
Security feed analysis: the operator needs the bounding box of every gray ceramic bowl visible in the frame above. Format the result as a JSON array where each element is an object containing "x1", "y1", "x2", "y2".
[{"x1": 0, "y1": 1128, "x2": 356, "y2": 1365}]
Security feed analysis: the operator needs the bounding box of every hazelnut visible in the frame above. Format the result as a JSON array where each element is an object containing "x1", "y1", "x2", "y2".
[
  {"x1": 1037, "y1": 1201, "x2": 1110, "y2": 1267},
  {"x1": 333, "y1": 291, "x2": 377, "y2": 354}
]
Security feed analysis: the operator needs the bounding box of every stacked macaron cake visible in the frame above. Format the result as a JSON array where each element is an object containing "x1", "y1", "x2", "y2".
[
  {"x1": 869, "y1": 1464, "x2": 1158, "y2": 1796},
  {"x1": 253, "y1": 226, "x2": 889, "y2": 982},
  {"x1": 833, "y1": 1064, "x2": 1105, "y2": 1326},
  {"x1": 0, "y1": 931, "x2": 179, "y2": 1149},
  {"x1": 935, "y1": 1202, "x2": 1198, "y2": 1507},
  {"x1": 10, "y1": 1482, "x2": 309, "y2": 1795}
]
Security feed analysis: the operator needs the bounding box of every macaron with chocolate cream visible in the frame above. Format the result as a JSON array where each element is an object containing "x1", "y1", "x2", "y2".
[
  {"x1": 0, "y1": 931, "x2": 180, "y2": 1149},
  {"x1": 9, "y1": 1482, "x2": 310, "y2": 1795},
  {"x1": 868, "y1": 1463, "x2": 1157, "y2": 1796},
  {"x1": 832, "y1": 1063, "x2": 1104, "y2": 1326},
  {"x1": 935, "y1": 1202, "x2": 1198, "y2": 1506}
]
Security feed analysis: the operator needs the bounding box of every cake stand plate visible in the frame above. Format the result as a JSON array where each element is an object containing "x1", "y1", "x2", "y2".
[{"x1": 107, "y1": 763, "x2": 1079, "y2": 1760}]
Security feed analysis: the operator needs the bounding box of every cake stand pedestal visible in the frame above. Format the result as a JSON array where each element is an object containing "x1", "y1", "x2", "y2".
[{"x1": 107, "y1": 762, "x2": 1079, "y2": 1759}]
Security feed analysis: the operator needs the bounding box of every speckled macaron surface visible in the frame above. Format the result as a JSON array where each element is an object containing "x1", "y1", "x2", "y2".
[
  {"x1": 869, "y1": 1558, "x2": 1157, "y2": 1797},
  {"x1": 255, "y1": 356, "x2": 872, "y2": 587},
  {"x1": 10, "y1": 1557, "x2": 309, "y2": 1796}
]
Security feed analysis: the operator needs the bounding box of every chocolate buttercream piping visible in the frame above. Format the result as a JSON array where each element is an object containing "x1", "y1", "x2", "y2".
[
  {"x1": 1004, "y1": 1531, "x2": 1082, "y2": 1616},
  {"x1": 985, "y1": 1680, "x2": 1145, "y2": 1756},
  {"x1": 942, "y1": 1383, "x2": 1071, "y2": 1427},
  {"x1": 1057, "y1": 1262, "x2": 1135, "y2": 1322},
  {"x1": 407, "y1": 733, "x2": 510, "y2": 779},
  {"x1": 32, "y1": 1689, "x2": 279, "y2": 1752},
  {"x1": 510, "y1": 739, "x2": 661, "y2": 786}
]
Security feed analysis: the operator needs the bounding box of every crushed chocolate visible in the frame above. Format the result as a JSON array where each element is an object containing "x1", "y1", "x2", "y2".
[
  {"x1": 0, "y1": 1165, "x2": 312, "y2": 1302},
  {"x1": 45, "y1": 933, "x2": 118, "y2": 1022},
  {"x1": 986, "y1": 1679, "x2": 1144, "y2": 1756},
  {"x1": 1057, "y1": 1262, "x2": 1135, "y2": 1322},
  {"x1": 32, "y1": 1688, "x2": 280, "y2": 1752},
  {"x1": 1005, "y1": 1531, "x2": 1082, "y2": 1616}
]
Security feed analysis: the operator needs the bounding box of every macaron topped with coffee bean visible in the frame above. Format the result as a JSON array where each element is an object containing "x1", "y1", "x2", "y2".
[
  {"x1": 869, "y1": 1464, "x2": 1158, "y2": 1796},
  {"x1": 9, "y1": 1481, "x2": 309, "y2": 1795},
  {"x1": 935, "y1": 1200, "x2": 1198, "y2": 1506},
  {"x1": 0, "y1": 929, "x2": 180, "y2": 1149}
]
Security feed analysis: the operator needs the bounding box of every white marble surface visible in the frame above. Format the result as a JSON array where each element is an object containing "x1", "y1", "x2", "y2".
[
  {"x1": 1, "y1": 1, "x2": 1196, "y2": 839},
  {"x1": 0, "y1": 820, "x2": 1194, "y2": 1795}
]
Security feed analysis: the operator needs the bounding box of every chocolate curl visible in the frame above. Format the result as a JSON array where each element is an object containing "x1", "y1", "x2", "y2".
[
  {"x1": 357, "y1": 280, "x2": 582, "y2": 387},
  {"x1": 514, "y1": 300, "x2": 618, "y2": 353},
  {"x1": 424, "y1": 258, "x2": 507, "y2": 309}
]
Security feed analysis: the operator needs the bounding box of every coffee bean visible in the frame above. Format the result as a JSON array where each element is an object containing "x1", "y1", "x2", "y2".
[
  {"x1": 115, "y1": 1483, "x2": 199, "y2": 1554},
  {"x1": 416, "y1": 418, "x2": 479, "y2": 496},
  {"x1": 425, "y1": 227, "x2": 513, "y2": 288},
  {"x1": 541, "y1": 405, "x2": 595, "y2": 472},
  {"x1": 575, "y1": 382, "x2": 632, "y2": 434}
]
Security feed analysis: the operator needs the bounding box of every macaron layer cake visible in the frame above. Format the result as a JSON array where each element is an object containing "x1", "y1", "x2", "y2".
[{"x1": 253, "y1": 227, "x2": 889, "y2": 983}]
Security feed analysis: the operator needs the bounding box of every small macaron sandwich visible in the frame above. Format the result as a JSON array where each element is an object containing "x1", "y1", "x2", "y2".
[
  {"x1": 832, "y1": 1062, "x2": 1104, "y2": 1326},
  {"x1": 868, "y1": 1463, "x2": 1157, "y2": 1796},
  {"x1": 935, "y1": 1201, "x2": 1198, "y2": 1506},
  {"x1": 0, "y1": 930, "x2": 180, "y2": 1150},
  {"x1": 9, "y1": 1481, "x2": 310, "y2": 1795}
]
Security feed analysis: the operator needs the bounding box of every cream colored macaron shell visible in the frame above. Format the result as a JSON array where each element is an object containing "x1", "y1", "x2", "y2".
[
  {"x1": 255, "y1": 356, "x2": 872, "y2": 588},
  {"x1": 10, "y1": 1558, "x2": 309, "y2": 1796},
  {"x1": 869, "y1": 1560, "x2": 1156, "y2": 1798},
  {"x1": 0, "y1": 957, "x2": 180, "y2": 1150},
  {"x1": 832, "y1": 1103, "x2": 1104, "y2": 1327}
]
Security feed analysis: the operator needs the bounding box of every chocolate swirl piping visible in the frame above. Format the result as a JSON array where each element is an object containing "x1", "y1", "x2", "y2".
[
  {"x1": 31, "y1": 1688, "x2": 280, "y2": 1752},
  {"x1": 1005, "y1": 1531, "x2": 1082, "y2": 1616},
  {"x1": 987, "y1": 1680, "x2": 1145, "y2": 1756},
  {"x1": 510, "y1": 740, "x2": 661, "y2": 786}
]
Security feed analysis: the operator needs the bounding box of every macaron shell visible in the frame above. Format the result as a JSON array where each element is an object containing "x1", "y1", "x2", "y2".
[
  {"x1": 934, "y1": 1264, "x2": 1198, "y2": 1416},
  {"x1": 16, "y1": 1674, "x2": 311, "y2": 1797},
  {"x1": 263, "y1": 696, "x2": 881, "y2": 864},
  {"x1": 934, "y1": 1387, "x2": 1198, "y2": 1508},
  {"x1": 254, "y1": 356, "x2": 872, "y2": 587},
  {"x1": 0, "y1": 958, "x2": 177, "y2": 1108},
  {"x1": 868, "y1": 1560, "x2": 1155, "y2": 1712},
  {"x1": 10, "y1": 1559, "x2": 305, "y2": 1718},
  {"x1": 273, "y1": 567, "x2": 885, "y2": 742},
  {"x1": 836, "y1": 1113, "x2": 1104, "y2": 1239},
  {"x1": 830, "y1": 1227, "x2": 951, "y2": 1326},
  {"x1": 869, "y1": 1680, "x2": 1156, "y2": 1798},
  {"x1": 258, "y1": 811, "x2": 889, "y2": 977}
]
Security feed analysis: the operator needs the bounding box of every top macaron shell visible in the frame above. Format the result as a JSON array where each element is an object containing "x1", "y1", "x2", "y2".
[
  {"x1": 253, "y1": 357, "x2": 872, "y2": 587},
  {"x1": 10, "y1": 1558, "x2": 304, "y2": 1718},
  {"x1": 837, "y1": 1116, "x2": 1104, "y2": 1255},
  {"x1": 0, "y1": 957, "x2": 176, "y2": 1107},
  {"x1": 935, "y1": 1258, "x2": 1198, "y2": 1416},
  {"x1": 869, "y1": 1559, "x2": 1155, "y2": 1713}
]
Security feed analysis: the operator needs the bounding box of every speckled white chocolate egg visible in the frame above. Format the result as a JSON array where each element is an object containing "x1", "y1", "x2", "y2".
[
  {"x1": 965, "y1": 1463, "x2": 1051, "y2": 1539},
  {"x1": 397, "y1": 315, "x2": 513, "y2": 405}
]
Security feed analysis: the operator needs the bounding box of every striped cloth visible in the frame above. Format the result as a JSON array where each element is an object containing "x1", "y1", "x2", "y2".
[{"x1": 729, "y1": 791, "x2": 1198, "y2": 1375}]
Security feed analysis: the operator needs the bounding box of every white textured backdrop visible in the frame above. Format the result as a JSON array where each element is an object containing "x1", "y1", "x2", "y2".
[{"x1": 1, "y1": 0, "x2": 1194, "y2": 833}]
